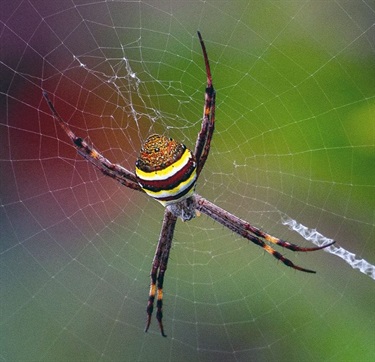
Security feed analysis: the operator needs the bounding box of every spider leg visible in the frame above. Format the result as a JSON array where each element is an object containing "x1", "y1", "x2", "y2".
[
  {"x1": 195, "y1": 195, "x2": 334, "y2": 273},
  {"x1": 230, "y1": 213, "x2": 334, "y2": 252},
  {"x1": 195, "y1": 31, "x2": 216, "y2": 177},
  {"x1": 43, "y1": 91, "x2": 142, "y2": 191},
  {"x1": 145, "y1": 208, "x2": 177, "y2": 337}
]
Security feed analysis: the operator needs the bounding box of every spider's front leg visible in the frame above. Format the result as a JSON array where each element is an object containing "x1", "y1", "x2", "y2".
[
  {"x1": 195, "y1": 195, "x2": 335, "y2": 273},
  {"x1": 145, "y1": 208, "x2": 177, "y2": 337}
]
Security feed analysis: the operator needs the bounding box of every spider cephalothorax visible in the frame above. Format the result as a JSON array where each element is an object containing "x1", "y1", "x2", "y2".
[{"x1": 43, "y1": 31, "x2": 334, "y2": 338}]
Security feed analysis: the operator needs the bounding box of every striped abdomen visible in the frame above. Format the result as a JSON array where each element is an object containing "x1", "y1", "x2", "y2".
[{"x1": 135, "y1": 135, "x2": 197, "y2": 206}]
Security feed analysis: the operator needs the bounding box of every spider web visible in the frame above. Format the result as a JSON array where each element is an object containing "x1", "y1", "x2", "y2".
[{"x1": 1, "y1": 1, "x2": 374, "y2": 361}]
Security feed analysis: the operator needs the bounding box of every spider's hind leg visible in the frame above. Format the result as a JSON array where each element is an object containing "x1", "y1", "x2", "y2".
[
  {"x1": 42, "y1": 91, "x2": 142, "y2": 191},
  {"x1": 194, "y1": 32, "x2": 216, "y2": 177}
]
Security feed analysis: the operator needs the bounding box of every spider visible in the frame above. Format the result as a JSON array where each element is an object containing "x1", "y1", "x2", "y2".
[{"x1": 43, "y1": 31, "x2": 334, "y2": 337}]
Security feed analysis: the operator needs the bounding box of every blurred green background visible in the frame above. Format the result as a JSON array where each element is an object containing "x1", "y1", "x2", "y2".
[{"x1": 1, "y1": 1, "x2": 374, "y2": 361}]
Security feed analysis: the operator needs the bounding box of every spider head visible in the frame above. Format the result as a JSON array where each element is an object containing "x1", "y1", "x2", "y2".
[
  {"x1": 167, "y1": 196, "x2": 198, "y2": 221},
  {"x1": 135, "y1": 134, "x2": 198, "y2": 207}
]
